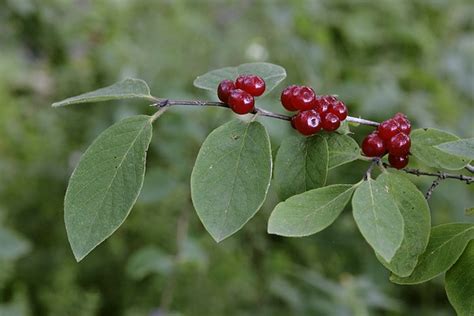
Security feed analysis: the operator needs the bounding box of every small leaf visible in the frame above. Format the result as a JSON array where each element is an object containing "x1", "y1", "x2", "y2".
[
  {"x1": 445, "y1": 241, "x2": 474, "y2": 316},
  {"x1": 391, "y1": 223, "x2": 474, "y2": 284},
  {"x1": 65, "y1": 115, "x2": 153, "y2": 261},
  {"x1": 268, "y1": 184, "x2": 356, "y2": 237},
  {"x1": 193, "y1": 63, "x2": 286, "y2": 97},
  {"x1": 52, "y1": 78, "x2": 154, "y2": 107},
  {"x1": 435, "y1": 138, "x2": 474, "y2": 161},
  {"x1": 410, "y1": 128, "x2": 469, "y2": 170},
  {"x1": 323, "y1": 133, "x2": 361, "y2": 169},
  {"x1": 191, "y1": 119, "x2": 272, "y2": 242},
  {"x1": 352, "y1": 178, "x2": 404, "y2": 262},
  {"x1": 376, "y1": 173, "x2": 431, "y2": 277},
  {"x1": 0, "y1": 226, "x2": 31, "y2": 261},
  {"x1": 273, "y1": 135, "x2": 328, "y2": 200},
  {"x1": 126, "y1": 246, "x2": 174, "y2": 280}
]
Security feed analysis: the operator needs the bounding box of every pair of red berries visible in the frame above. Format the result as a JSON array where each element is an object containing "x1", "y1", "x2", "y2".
[
  {"x1": 361, "y1": 113, "x2": 412, "y2": 169},
  {"x1": 217, "y1": 75, "x2": 266, "y2": 114},
  {"x1": 280, "y1": 85, "x2": 348, "y2": 136}
]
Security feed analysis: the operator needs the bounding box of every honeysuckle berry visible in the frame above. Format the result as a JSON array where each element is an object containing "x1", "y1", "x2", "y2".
[
  {"x1": 378, "y1": 119, "x2": 400, "y2": 141},
  {"x1": 330, "y1": 100, "x2": 348, "y2": 120},
  {"x1": 217, "y1": 79, "x2": 236, "y2": 103},
  {"x1": 387, "y1": 132, "x2": 411, "y2": 156},
  {"x1": 321, "y1": 112, "x2": 341, "y2": 131},
  {"x1": 292, "y1": 86, "x2": 316, "y2": 111},
  {"x1": 228, "y1": 89, "x2": 255, "y2": 115},
  {"x1": 280, "y1": 85, "x2": 298, "y2": 111},
  {"x1": 235, "y1": 74, "x2": 265, "y2": 96},
  {"x1": 362, "y1": 132, "x2": 386, "y2": 157},
  {"x1": 292, "y1": 109, "x2": 322, "y2": 136},
  {"x1": 314, "y1": 96, "x2": 330, "y2": 115},
  {"x1": 388, "y1": 154, "x2": 409, "y2": 169}
]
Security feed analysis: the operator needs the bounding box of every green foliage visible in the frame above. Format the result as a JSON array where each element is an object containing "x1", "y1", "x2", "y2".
[
  {"x1": 274, "y1": 135, "x2": 328, "y2": 200},
  {"x1": 391, "y1": 223, "x2": 474, "y2": 284},
  {"x1": 436, "y1": 138, "x2": 474, "y2": 161},
  {"x1": 410, "y1": 128, "x2": 470, "y2": 170},
  {"x1": 190, "y1": 119, "x2": 272, "y2": 242},
  {"x1": 445, "y1": 241, "x2": 474, "y2": 316},
  {"x1": 64, "y1": 115, "x2": 153, "y2": 261},
  {"x1": 126, "y1": 246, "x2": 173, "y2": 280},
  {"x1": 0, "y1": 226, "x2": 30, "y2": 261},
  {"x1": 323, "y1": 133, "x2": 361, "y2": 169},
  {"x1": 52, "y1": 78, "x2": 154, "y2": 107},
  {"x1": 268, "y1": 184, "x2": 355, "y2": 237},
  {"x1": 352, "y1": 177, "x2": 404, "y2": 262},
  {"x1": 193, "y1": 62, "x2": 286, "y2": 97}
]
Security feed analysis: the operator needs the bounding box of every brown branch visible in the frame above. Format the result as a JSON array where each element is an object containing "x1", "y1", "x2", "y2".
[
  {"x1": 425, "y1": 176, "x2": 443, "y2": 200},
  {"x1": 383, "y1": 164, "x2": 473, "y2": 184}
]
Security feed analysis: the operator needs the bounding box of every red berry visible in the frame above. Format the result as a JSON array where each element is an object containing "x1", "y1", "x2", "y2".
[
  {"x1": 387, "y1": 132, "x2": 411, "y2": 156},
  {"x1": 394, "y1": 112, "x2": 407, "y2": 119},
  {"x1": 235, "y1": 74, "x2": 265, "y2": 96},
  {"x1": 292, "y1": 110, "x2": 322, "y2": 136},
  {"x1": 362, "y1": 133, "x2": 386, "y2": 157},
  {"x1": 321, "y1": 112, "x2": 341, "y2": 131},
  {"x1": 314, "y1": 96, "x2": 330, "y2": 115},
  {"x1": 217, "y1": 79, "x2": 236, "y2": 103},
  {"x1": 227, "y1": 89, "x2": 255, "y2": 115},
  {"x1": 377, "y1": 119, "x2": 400, "y2": 141},
  {"x1": 330, "y1": 100, "x2": 348, "y2": 120},
  {"x1": 397, "y1": 119, "x2": 411, "y2": 134},
  {"x1": 281, "y1": 85, "x2": 298, "y2": 111},
  {"x1": 323, "y1": 95, "x2": 338, "y2": 103},
  {"x1": 292, "y1": 86, "x2": 316, "y2": 111},
  {"x1": 388, "y1": 154, "x2": 409, "y2": 169}
]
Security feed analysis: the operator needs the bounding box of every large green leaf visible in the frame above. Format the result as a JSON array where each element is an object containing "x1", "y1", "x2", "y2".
[
  {"x1": 0, "y1": 226, "x2": 31, "y2": 261},
  {"x1": 376, "y1": 173, "x2": 431, "y2": 277},
  {"x1": 191, "y1": 119, "x2": 272, "y2": 242},
  {"x1": 273, "y1": 135, "x2": 328, "y2": 200},
  {"x1": 52, "y1": 78, "x2": 154, "y2": 107},
  {"x1": 435, "y1": 138, "x2": 474, "y2": 161},
  {"x1": 391, "y1": 223, "x2": 474, "y2": 284},
  {"x1": 193, "y1": 62, "x2": 286, "y2": 97},
  {"x1": 65, "y1": 115, "x2": 153, "y2": 261},
  {"x1": 323, "y1": 133, "x2": 361, "y2": 169},
  {"x1": 410, "y1": 128, "x2": 469, "y2": 170},
  {"x1": 445, "y1": 241, "x2": 474, "y2": 316},
  {"x1": 352, "y1": 178, "x2": 404, "y2": 262},
  {"x1": 268, "y1": 184, "x2": 356, "y2": 237}
]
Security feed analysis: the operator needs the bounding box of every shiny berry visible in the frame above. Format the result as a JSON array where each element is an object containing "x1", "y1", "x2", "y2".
[
  {"x1": 314, "y1": 96, "x2": 330, "y2": 115},
  {"x1": 281, "y1": 85, "x2": 298, "y2": 111},
  {"x1": 377, "y1": 119, "x2": 400, "y2": 141},
  {"x1": 321, "y1": 112, "x2": 341, "y2": 131},
  {"x1": 323, "y1": 95, "x2": 338, "y2": 103},
  {"x1": 362, "y1": 133, "x2": 386, "y2": 157},
  {"x1": 228, "y1": 89, "x2": 255, "y2": 115},
  {"x1": 394, "y1": 116, "x2": 411, "y2": 134},
  {"x1": 387, "y1": 132, "x2": 411, "y2": 156},
  {"x1": 388, "y1": 154, "x2": 409, "y2": 169},
  {"x1": 292, "y1": 110, "x2": 322, "y2": 136},
  {"x1": 235, "y1": 74, "x2": 265, "y2": 96},
  {"x1": 217, "y1": 79, "x2": 236, "y2": 103},
  {"x1": 292, "y1": 86, "x2": 316, "y2": 111},
  {"x1": 330, "y1": 100, "x2": 348, "y2": 120}
]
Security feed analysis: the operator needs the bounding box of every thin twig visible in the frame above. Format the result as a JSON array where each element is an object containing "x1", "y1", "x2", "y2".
[
  {"x1": 465, "y1": 164, "x2": 474, "y2": 174},
  {"x1": 425, "y1": 176, "x2": 443, "y2": 200},
  {"x1": 383, "y1": 164, "x2": 473, "y2": 184},
  {"x1": 364, "y1": 158, "x2": 379, "y2": 180},
  {"x1": 152, "y1": 99, "x2": 380, "y2": 127}
]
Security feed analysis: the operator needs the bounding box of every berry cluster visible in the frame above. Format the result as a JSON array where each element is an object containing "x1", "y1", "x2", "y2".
[
  {"x1": 361, "y1": 113, "x2": 412, "y2": 169},
  {"x1": 217, "y1": 75, "x2": 266, "y2": 114},
  {"x1": 280, "y1": 85, "x2": 348, "y2": 136}
]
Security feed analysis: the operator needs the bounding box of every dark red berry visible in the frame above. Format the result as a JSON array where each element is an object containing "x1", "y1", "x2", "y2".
[
  {"x1": 362, "y1": 133, "x2": 386, "y2": 157},
  {"x1": 323, "y1": 95, "x2": 338, "y2": 103},
  {"x1": 330, "y1": 100, "x2": 348, "y2": 120},
  {"x1": 228, "y1": 89, "x2": 255, "y2": 115},
  {"x1": 394, "y1": 112, "x2": 408, "y2": 119},
  {"x1": 281, "y1": 85, "x2": 298, "y2": 111},
  {"x1": 314, "y1": 96, "x2": 330, "y2": 115},
  {"x1": 292, "y1": 110, "x2": 322, "y2": 136},
  {"x1": 388, "y1": 154, "x2": 409, "y2": 169},
  {"x1": 217, "y1": 79, "x2": 236, "y2": 103},
  {"x1": 377, "y1": 119, "x2": 400, "y2": 141},
  {"x1": 235, "y1": 74, "x2": 265, "y2": 96},
  {"x1": 292, "y1": 86, "x2": 316, "y2": 111},
  {"x1": 321, "y1": 112, "x2": 341, "y2": 131},
  {"x1": 393, "y1": 115, "x2": 411, "y2": 134},
  {"x1": 387, "y1": 132, "x2": 411, "y2": 156}
]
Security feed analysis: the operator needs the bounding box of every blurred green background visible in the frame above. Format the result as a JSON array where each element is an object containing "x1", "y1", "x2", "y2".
[{"x1": 1, "y1": 0, "x2": 473, "y2": 315}]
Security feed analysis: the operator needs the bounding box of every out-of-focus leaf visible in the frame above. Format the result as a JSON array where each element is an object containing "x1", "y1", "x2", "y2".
[
  {"x1": 435, "y1": 138, "x2": 474, "y2": 161},
  {"x1": 126, "y1": 246, "x2": 174, "y2": 280},
  {"x1": 0, "y1": 226, "x2": 31, "y2": 261}
]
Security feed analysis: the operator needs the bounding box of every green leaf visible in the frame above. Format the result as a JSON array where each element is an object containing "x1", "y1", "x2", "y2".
[
  {"x1": 268, "y1": 184, "x2": 356, "y2": 237},
  {"x1": 445, "y1": 241, "x2": 474, "y2": 316},
  {"x1": 126, "y1": 246, "x2": 174, "y2": 280},
  {"x1": 410, "y1": 128, "x2": 469, "y2": 170},
  {"x1": 193, "y1": 62, "x2": 286, "y2": 97},
  {"x1": 52, "y1": 78, "x2": 154, "y2": 107},
  {"x1": 65, "y1": 115, "x2": 153, "y2": 261},
  {"x1": 273, "y1": 135, "x2": 328, "y2": 200},
  {"x1": 435, "y1": 138, "x2": 474, "y2": 161},
  {"x1": 391, "y1": 223, "x2": 474, "y2": 284},
  {"x1": 0, "y1": 226, "x2": 31, "y2": 261},
  {"x1": 466, "y1": 207, "x2": 474, "y2": 216},
  {"x1": 323, "y1": 133, "x2": 361, "y2": 169},
  {"x1": 352, "y1": 178, "x2": 404, "y2": 262},
  {"x1": 191, "y1": 119, "x2": 272, "y2": 242},
  {"x1": 376, "y1": 173, "x2": 431, "y2": 277}
]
